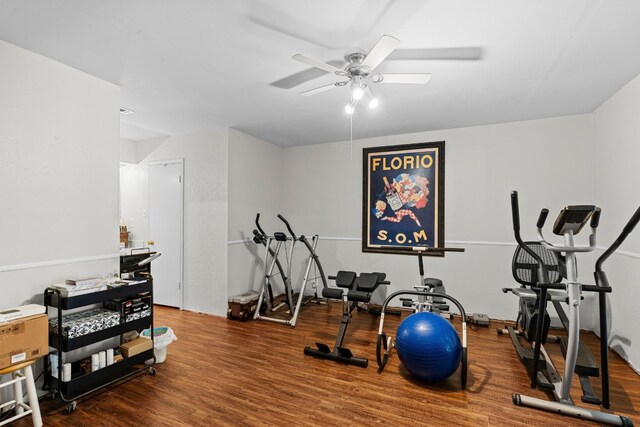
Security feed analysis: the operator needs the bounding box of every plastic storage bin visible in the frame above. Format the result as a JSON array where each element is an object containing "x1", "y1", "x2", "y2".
[{"x1": 227, "y1": 291, "x2": 260, "y2": 321}]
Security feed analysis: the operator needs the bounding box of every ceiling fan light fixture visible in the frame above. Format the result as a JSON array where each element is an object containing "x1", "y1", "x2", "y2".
[
  {"x1": 352, "y1": 85, "x2": 365, "y2": 101},
  {"x1": 351, "y1": 76, "x2": 365, "y2": 101},
  {"x1": 351, "y1": 87, "x2": 364, "y2": 101},
  {"x1": 344, "y1": 102, "x2": 355, "y2": 115},
  {"x1": 345, "y1": 97, "x2": 359, "y2": 115},
  {"x1": 290, "y1": 35, "x2": 445, "y2": 118}
]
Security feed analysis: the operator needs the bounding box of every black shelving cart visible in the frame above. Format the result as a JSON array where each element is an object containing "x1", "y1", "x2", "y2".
[{"x1": 43, "y1": 250, "x2": 158, "y2": 413}]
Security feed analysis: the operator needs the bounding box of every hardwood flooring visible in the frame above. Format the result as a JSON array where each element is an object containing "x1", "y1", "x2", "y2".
[{"x1": 11, "y1": 303, "x2": 640, "y2": 426}]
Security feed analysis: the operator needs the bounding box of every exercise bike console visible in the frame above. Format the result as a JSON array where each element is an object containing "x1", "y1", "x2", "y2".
[{"x1": 551, "y1": 205, "x2": 599, "y2": 236}]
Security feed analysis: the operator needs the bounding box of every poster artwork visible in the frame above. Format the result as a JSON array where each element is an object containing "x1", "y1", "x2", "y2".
[{"x1": 363, "y1": 141, "x2": 445, "y2": 255}]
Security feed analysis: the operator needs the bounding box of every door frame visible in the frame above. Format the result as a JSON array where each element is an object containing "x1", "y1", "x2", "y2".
[{"x1": 149, "y1": 158, "x2": 184, "y2": 310}]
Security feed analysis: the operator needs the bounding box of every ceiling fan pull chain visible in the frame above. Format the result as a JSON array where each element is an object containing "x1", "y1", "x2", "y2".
[{"x1": 350, "y1": 112, "x2": 353, "y2": 160}]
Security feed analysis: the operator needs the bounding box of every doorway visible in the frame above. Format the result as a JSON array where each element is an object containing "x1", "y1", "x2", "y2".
[{"x1": 149, "y1": 159, "x2": 184, "y2": 308}]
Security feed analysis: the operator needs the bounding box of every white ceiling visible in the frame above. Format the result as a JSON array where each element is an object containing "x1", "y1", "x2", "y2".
[{"x1": 1, "y1": 0, "x2": 640, "y2": 147}]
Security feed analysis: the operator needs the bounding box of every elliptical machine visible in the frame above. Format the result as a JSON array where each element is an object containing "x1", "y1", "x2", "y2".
[
  {"x1": 252, "y1": 213, "x2": 291, "y2": 313},
  {"x1": 253, "y1": 214, "x2": 328, "y2": 327},
  {"x1": 506, "y1": 191, "x2": 634, "y2": 426}
]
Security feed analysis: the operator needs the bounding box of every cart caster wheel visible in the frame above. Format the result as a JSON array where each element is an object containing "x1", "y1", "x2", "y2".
[
  {"x1": 148, "y1": 367, "x2": 157, "y2": 375},
  {"x1": 66, "y1": 401, "x2": 77, "y2": 414}
]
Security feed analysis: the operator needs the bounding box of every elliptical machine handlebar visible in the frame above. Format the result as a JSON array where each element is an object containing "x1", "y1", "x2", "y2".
[
  {"x1": 537, "y1": 219, "x2": 598, "y2": 253},
  {"x1": 511, "y1": 191, "x2": 522, "y2": 232},
  {"x1": 277, "y1": 214, "x2": 297, "y2": 241},
  {"x1": 623, "y1": 206, "x2": 640, "y2": 235},
  {"x1": 511, "y1": 191, "x2": 550, "y2": 285},
  {"x1": 255, "y1": 213, "x2": 267, "y2": 237},
  {"x1": 534, "y1": 206, "x2": 602, "y2": 232},
  {"x1": 536, "y1": 208, "x2": 549, "y2": 229},
  {"x1": 591, "y1": 208, "x2": 602, "y2": 228},
  {"x1": 595, "y1": 205, "x2": 640, "y2": 277}
]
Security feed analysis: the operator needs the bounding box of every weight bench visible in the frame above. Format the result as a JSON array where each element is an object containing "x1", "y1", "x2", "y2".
[{"x1": 304, "y1": 271, "x2": 389, "y2": 368}]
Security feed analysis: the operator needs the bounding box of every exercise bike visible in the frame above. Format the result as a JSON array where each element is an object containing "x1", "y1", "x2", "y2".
[
  {"x1": 505, "y1": 191, "x2": 634, "y2": 426},
  {"x1": 376, "y1": 246, "x2": 468, "y2": 388},
  {"x1": 399, "y1": 247, "x2": 464, "y2": 315}
]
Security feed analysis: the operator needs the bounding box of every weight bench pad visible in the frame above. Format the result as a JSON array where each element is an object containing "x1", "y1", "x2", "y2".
[
  {"x1": 322, "y1": 288, "x2": 344, "y2": 300},
  {"x1": 357, "y1": 273, "x2": 380, "y2": 292},
  {"x1": 335, "y1": 271, "x2": 357, "y2": 289},
  {"x1": 347, "y1": 290, "x2": 371, "y2": 303}
]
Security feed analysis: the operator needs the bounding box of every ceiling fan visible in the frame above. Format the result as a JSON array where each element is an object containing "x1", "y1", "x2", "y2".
[{"x1": 285, "y1": 35, "x2": 478, "y2": 114}]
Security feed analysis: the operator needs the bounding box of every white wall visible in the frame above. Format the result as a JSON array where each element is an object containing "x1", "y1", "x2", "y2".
[
  {"x1": 227, "y1": 128, "x2": 284, "y2": 298},
  {"x1": 123, "y1": 130, "x2": 230, "y2": 315},
  {"x1": 122, "y1": 128, "x2": 283, "y2": 313},
  {"x1": 119, "y1": 137, "x2": 168, "y2": 248},
  {"x1": 119, "y1": 162, "x2": 149, "y2": 248},
  {"x1": 120, "y1": 138, "x2": 137, "y2": 164},
  {"x1": 592, "y1": 72, "x2": 640, "y2": 370},
  {"x1": 0, "y1": 39, "x2": 120, "y2": 307},
  {"x1": 281, "y1": 115, "x2": 596, "y2": 322}
]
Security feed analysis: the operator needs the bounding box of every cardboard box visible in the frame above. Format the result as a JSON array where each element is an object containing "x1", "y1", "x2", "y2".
[
  {"x1": 0, "y1": 304, "x2": 46, "y2": 323},
  {"x1": 0, "y1": 314, "x2": 48, "y2": 370},
  {"x1": 120, "y1": 337, "x2": 152, "y2": 358}
]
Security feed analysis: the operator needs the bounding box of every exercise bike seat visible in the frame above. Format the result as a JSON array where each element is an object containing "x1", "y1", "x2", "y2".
[{"x1": 424, "y1": 278, "x2": 443, "y2": 288}]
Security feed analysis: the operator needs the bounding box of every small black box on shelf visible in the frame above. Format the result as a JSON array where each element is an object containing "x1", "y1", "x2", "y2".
[{"x1": 104, "y1": 295, "x2": 151, "y2": 317}]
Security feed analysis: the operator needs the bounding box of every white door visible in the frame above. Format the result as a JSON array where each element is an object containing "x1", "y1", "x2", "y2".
[{"x1": 149, "y1": 159, "x2": 183, "y2": 308}]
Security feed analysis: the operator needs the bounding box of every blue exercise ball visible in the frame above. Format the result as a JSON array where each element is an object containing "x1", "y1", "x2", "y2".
[{"x1": 395, "y1": 312, "x2": 462, "y2": 382}]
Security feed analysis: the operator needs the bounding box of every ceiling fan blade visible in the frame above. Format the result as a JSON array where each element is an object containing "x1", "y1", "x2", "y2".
[
  {"x1": 271, "y1": 61, "x2": 344, "y2": 89},
  {"x1": 360, "y1": 34, "x2": 401, "y2": 73},
  {"x1": 378, "y1": 73, "x2": 432, "y2": 84},
  {"x1": 292, "y1": 54, "x2": 345, "y2": 75},
  {"x1": 388, "y1": 47, "x2": 483, "y2": 61},
  {"x1": 299, "y1": 83, "x2": 341, "y2": 96}
]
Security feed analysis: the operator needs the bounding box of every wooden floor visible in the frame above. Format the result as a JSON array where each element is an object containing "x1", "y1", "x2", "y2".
[{"x1": 14, "y1": 303, "x2": 640, "y2": 426}]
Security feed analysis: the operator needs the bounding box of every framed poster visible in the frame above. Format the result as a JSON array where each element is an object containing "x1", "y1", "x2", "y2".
[{"x1": 362, "y1": 141, "x2": 445, "y2": 255}]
